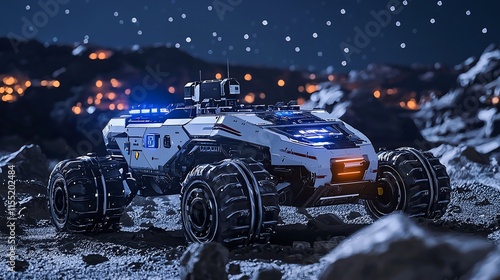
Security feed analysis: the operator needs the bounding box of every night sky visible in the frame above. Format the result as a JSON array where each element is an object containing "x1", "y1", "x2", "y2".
[{"x1": 1, "y1": 0, "x2": 498, "y2": 72}]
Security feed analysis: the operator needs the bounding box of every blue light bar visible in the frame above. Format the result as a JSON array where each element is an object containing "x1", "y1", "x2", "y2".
[
  {"x1": 129, "y1": 107, "x2": 170, "y2": 115},
  {"x1": 275, "y1": 111, "x2": 296, "y2": 117}
]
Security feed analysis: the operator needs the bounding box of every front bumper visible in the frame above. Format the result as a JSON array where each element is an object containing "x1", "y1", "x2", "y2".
[{"x1": 301, "y1": 180, "x2": 379, "y2": 207}]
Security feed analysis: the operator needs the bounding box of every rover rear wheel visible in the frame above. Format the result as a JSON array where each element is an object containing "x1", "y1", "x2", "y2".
[
  {"x1": 364, "y1": 147, "x2": 451, "y2": 219},
  {"x1": 181, "y1": 158, "x2": 279, "y2": 247},
  {"x1": 47, "y1": 156, "x2": 134, "y2": 232}
]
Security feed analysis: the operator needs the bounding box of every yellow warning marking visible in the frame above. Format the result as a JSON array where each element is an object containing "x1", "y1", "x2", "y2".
[
  {"x1": 377, "y1": 187, "x2": 384, "y2": 196},
  {"x1": 135, "y1": 151, "x2": 139, "y2": 160}
]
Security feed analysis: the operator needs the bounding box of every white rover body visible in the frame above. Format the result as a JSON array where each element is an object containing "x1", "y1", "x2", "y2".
[{"x1": 48, "y1": 78, "x2": 451, "y2": 246}]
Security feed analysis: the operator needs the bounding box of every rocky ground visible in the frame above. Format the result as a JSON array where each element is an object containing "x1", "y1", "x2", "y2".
[{"x1": 0, "y1": 144, "x2": 499, "y2": 279}]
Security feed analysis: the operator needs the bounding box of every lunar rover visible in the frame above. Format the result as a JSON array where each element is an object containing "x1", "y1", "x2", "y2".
[{"x1": 48, "y1": 78, "x2": 450, "y2": 246}]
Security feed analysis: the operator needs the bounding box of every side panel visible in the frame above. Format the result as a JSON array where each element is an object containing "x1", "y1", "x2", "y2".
[
  {"x1": 132, "y1": 125, "x2": 190, "y2": 170},
  {"x1": 184, "y1": 116, "x2": 219, "y2": 136}
]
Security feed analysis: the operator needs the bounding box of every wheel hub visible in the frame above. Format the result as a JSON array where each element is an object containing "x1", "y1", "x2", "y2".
[
  {"x1": 367, "y1": 167, "x2": 404, "y2": 216},
  {"x1": 51, "y1": 177, "x2": 68, "y2": 225},
  {"x1": 183, "y1": 185, "x2": 217, "y2": 242},
  {"x1": 189, "y1": 197, "x2": 210, "y2": 231}
]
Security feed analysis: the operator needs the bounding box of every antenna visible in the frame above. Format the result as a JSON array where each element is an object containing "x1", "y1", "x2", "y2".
[
  {"x1": 199, "y1": 70, "x2": 202, "y2": 83},
  {"x1": 226, "y1": 59, "x2": 230, "y2": 78}
]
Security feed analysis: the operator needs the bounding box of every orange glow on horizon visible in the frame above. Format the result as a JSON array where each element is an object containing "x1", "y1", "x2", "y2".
[
  {"x1": 306, "y1": 84, "x2": 317, "y2": 94},
  {"x1": 110, "y1": 78, "x2": 121, "y2": 88},
  {"x1": 3, "y1": 76, "x2": 16, "y2": 86},
  {"x1": 244, "y1": 93, "x2": 255, "y2": 103},
  {"x1": 107, "y1": 92, "x2": 116, "y2": 100},
  {"x1": 72, "y1": 106, "x2": 82, "y2": 114},
  {"x1": 407, "y1": 99, "x2": 419, "y2": 110}
]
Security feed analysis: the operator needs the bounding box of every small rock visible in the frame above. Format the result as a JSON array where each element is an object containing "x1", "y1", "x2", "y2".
[
  {"x1": 284, "y1": 254, "x2": 303, "y2": 263},
  {"x1": 128, "y1": 262, "x2": 143, "y2": 270},
  {"x1": 313, "y1": 241, "x2": 339, "y2": 254},
  {"x1": 303, "y1": 253, "x2": 322, "y2": 264},
  {"x1": 179, "y1": 242, "x2": 229, "y2": 280},
  {"x1": 19, "y1": 196, "x2": 49, "y2": 225},
  {"x1": 14, "y1": 260, "x2": 29, "y2": 272},
  {"x1": 469, "y1": 250, "x2": 500, "y2": 279},
  {"x1": 292, "y1": 241, "x2": 311, "y2": 250},
  {"x1": 59, "y1": 242, "x2": 75, "y2": 253},
  {"x1": 457, "y1": 186, "x2": 471, "y2": 193},
  {"x1": 347, "y1": 211, "x2": 362, "y2": 220},
  {"x1": 461, "y1": 146, "x2": 490, "y2": 164},
  {"x1": 82, "y1": 254, "x2": 109, "y2": 266},
  {"x1": 228, "y1": 263, "x2": 241, "y2": 275},
  {"x1": 328, "y1": 236, "x2": 346, "y2": 245},
  {"x1": 140, "y1": 211, "x2": 155, "y2": 219},
  {"x1": 307, "y1": 213, "x2": 344, "y2": 229},
  {"x1": 475, "y1": 198, "x2": 492, "y2": 206},
  {"x1": 252, "y1": 267, "x2": 282, "y2": 280},
  {"x1": 120, "y1": 212, "x2": 134, "y2": 227},
  {"x1": 166, "y1": 208, "x2": 177, "y2": 215},
  {"x1": 448, "y1": 205, "x2": 462, "y2": 213}
]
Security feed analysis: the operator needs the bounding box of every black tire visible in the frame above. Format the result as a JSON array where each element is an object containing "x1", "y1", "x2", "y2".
[
  {"x1": 364, "y1": 147, "x2": 451, "y2": 219},
  {"x1": 180, "y1": 158, "x2": 279, "y2": 247},
  {"x1": 47, "y1": 156, "x2": 134, "y2": 232}
]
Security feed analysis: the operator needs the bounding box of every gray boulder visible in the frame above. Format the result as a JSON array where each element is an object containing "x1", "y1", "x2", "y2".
[
  {"x1": 179, "y1": 242, "x2": 229, "y2": 280},
  {"x1": 470, "y1": 250, "x2": 500, "y2": 280},
  {"x1": 0, "y1": 144, "x2": 49, "y2": 184},
  {"x1": 319, "y1": 214, "x2": 496, "y2": 280}
]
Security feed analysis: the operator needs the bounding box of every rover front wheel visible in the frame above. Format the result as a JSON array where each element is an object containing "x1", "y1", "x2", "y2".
[
  {"x1": 364, "y1": 147, "x2": 451, "y2": 219},
  {"x1": 181, "y1": 158, "x2": 279, "y2": 247}
]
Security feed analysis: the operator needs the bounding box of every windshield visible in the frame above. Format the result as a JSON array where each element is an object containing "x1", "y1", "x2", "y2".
[{"x1": 270, "y1": 123, "x2": 363, "y2": 149}]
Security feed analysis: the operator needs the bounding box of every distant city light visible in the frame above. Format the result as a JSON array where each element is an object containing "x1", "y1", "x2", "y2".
[{"x1": 244, "y1": 92, "x2": 255, "y2": 103}]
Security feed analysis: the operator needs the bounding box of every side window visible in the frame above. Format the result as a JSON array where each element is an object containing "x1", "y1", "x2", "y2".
[{"x1": 163, "y1": 135, "x2": 171, "y2": 148}]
